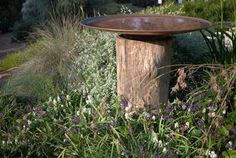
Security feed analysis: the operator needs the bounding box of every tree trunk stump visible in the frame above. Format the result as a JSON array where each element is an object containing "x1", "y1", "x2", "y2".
[{"x1": 116, "y1": 35, "x2": 172, "y2": 115}]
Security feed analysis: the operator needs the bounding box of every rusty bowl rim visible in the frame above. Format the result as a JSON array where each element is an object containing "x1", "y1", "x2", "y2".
[{"x1": 80, "y1": 14, "x2": 212, "y2": 35}]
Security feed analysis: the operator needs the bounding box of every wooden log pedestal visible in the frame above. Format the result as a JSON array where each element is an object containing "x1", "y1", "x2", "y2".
[{"x1": 116, "y1": 35, "x2": 173, "y2": 115}]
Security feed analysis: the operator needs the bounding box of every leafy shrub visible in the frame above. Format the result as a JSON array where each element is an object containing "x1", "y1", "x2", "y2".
[
  {"x1": 142, "y1": 2, "x2": 185, "y2": 15},
  {"x1": 21, "y1": 0, "x2": 49, "y2": 25},
  {"x1": 131, "y1": 0, "x2": 156, "y2": 7},
  {"x1": 183, "y1": 0, "x2": 236, "y2": 22},
  {"x1": 11, "y1": 21, "x2": 32, "y2": 41},
  {"x1": 0, "y1": 0, "x2": 24, "y2": 33},
  {"x1": 12, "y1": 0, "x2": 87, "y2": 40},
  {"x1": 173, "y1": 32, "x2": 211, "y2": 64},
  {"x1": 113, "y1": 0, "x2": 130, "y2": 4},
  {"x1": 74, "y1": 31, "x2": 117, "y2": 105}
]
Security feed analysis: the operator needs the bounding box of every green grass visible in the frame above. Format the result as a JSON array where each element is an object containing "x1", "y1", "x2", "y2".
[{"x1": 0, "y1": 43, "x2": 42, "y2": 72}]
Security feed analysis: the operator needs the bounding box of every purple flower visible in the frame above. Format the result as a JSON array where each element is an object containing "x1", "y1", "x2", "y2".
[
  {"x1": 139, "y1": 145, "x2": 147, "y2": 156},
  {"x1": 71, "y1": 126, "x2": 79, "y2": 134},
  {"x1": 164, "y1": 106, "x2": 172, "y2": 113},
  {"x1": 0, "y1": 112, "x2": 3, "y2": 119},
  {"x1": 162, "y1": 114, "x2": 175, "y2": 120},
  {"x1": 196, "y1": 120, "x2": 204, "y2": 129},
  {"x1": 231, "y1": 127, "x2": 236, "y2": 134},
  {"x1": 191, "y1": 103, "x2": 202, "y2": 112},
  {"x1": 73, "y1": 115, "x2": 80, "y2": 123},
  {"x1": 124, "y1": 149, "x2": 131, "y2": 156},
  {"x1": 120, "y1": 96, "x2": 128, "y2": 111}
]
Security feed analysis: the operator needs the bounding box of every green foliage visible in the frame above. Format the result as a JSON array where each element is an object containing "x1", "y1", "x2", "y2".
[
  {"x1": 0, "y1": 65, "x2": 235, "y2": 157},
  {"x1": 183, "y1": 0, "x2": 236, "y2": 22},
  {"x1": 11, "y1": 21, "x2": 32, "y2": 41},
  {"x1": 113, "y1": 0, "x2": 130, "y2": 3},
  {"x1": 131, "y1": 0, "x2": 156, "y2": 7},
  {"x1": 74, "y1": 31, "x2": 117, "y2": 105},
  {"x1": 173, "y1": 32, "x2": 211, "y2": 64},
  {"x1": 142, "y1": 2, "x2": 185, "y2": 15},
  {"x1": 0, "y1": 0, "x2": 24, "y2": 33},
  {"x1": 21, "y1": 0, "x2": 49, "y2": 25}
]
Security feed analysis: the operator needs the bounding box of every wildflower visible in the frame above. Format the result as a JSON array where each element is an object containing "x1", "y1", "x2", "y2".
[
  {"x1": 162, "y1": 147, "x2": 167, "y2": 153},
  {"x1": 61, "y1": 104, "x2": 64, "y2": 108},
  {"x1": 57, "y1": 96, "x2": 61, "y2": 102},
  {"x1": 222, "y1": 109, "x2": 226, "y2": 115},
  {"x1": 82, "y1": 107, "x2": 91, "y2": 115},
  {"x1": 227, "y1": 141, "x2": 233, "y2": 150},
  {"x1": 191, "y1": 103, "x2": 202, "y2": 112},
  {"x1": 208, "y1": 112, "x2": 216, "y2": 118},
  {"x1": 120, "y1": 96, "x2": 128, "y2": 111},
  {"x1": 202, "y1": 108, "x2": 206, "y2": 113},
  {"x1": 164, "y1": 106, "x2": 172, "y2": 113},
  {"x1": 152, "y1": 115, "x2": 156, "y2": 121},
  {"x1": 2, "y1": 140, "x2": 5, "y2": 145},
  {"x1": 174, "y1": 122, "x2": 179, "y2": 129},
  {"x1": 210, "y1": 151, "x2": 217, "y2": 158},
  {"x1": 66, "y1": 95, "x2": 70, "y2": 100},
  {"x1": 73, "y1": 115, "x2": 80, "y2": 123},
  {"x1": 71, "y1": 126, "x2": 79, "y2": 134},
  {"x1": 15, "y1": 138, "x2": 18, "y2": 144},
  {"x1": 158, "y1": 140, "x2": 163, "y2": 147},
  {"x1": 27, "y1": 120, "x2": 32, "y2": 125},
  {"x1": 48, "y1": 97, "x2": 52, "y2": 102},
  {"x1": 86, "y1": 95, "x2": 93, "y2": 104},
  {"x1": 187, "y1": 108, "x2": 191, "y2": 112},
  {"x1": 139, "y1": 145, "x2": 147, "y2": 156},
  {"x1": 0, "y1": 112, "x2": 3, "y2": 118},
  {"x1": 230, "y1": 127, "x2": 236, "y2": 134},
  {"x1": 185, "y1": 122, "x2": 190, "y2": 129},
  {"x1": 143, "y1": 112, "x2": 151, "y2": 120},
  {"x1": 53, "y1": 99, "x2": 57, "y2": 105}
]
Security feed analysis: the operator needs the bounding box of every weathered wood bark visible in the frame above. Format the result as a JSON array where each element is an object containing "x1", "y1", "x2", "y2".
[{"x1": 116, "y1": 35, "x2": 172, "y2": 115}]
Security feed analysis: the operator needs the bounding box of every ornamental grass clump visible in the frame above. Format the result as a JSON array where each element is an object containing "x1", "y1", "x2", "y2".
[{"x1": 2, "y1": 14, "x2": 82, "y2": 100}]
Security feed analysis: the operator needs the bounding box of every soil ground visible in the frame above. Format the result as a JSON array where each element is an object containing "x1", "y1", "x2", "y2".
[{"x1": 0, "y1": 33, "x2": 26, "y2": 58}]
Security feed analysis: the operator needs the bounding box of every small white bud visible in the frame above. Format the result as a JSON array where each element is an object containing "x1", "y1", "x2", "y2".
[
  {"x1": 152, "y1": 115, "x2": 156, "y2": 121},
  {"x1": 174, "y1": 122, "x2": 179, "y2": 128},
  {"x1": 202, "y1": 108, "x2": 206, "y2": 113},
  {"x1": 162, "y1": 147, "x2": 167, "y2": 153}
]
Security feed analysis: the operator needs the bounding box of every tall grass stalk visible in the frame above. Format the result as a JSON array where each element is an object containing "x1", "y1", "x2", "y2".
[{"x1": 220, "y1": 0, "x2": 224, "y2": 29}]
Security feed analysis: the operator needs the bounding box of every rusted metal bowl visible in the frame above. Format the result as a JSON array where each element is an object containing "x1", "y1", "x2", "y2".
[{"x1": 81, "y1": 14, "x2": 212, "y2": 36}]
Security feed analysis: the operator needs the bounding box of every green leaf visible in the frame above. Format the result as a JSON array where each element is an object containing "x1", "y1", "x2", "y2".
[
  {"x1": 227, "y1": 111, "x2": 236, "y2": 124},
  {"x1": 222, "y1": 150, "x2": 236, "y2": 158},
  {"x1": 190, "y1": 129, "x2": 202, "y2": 137},
  {"x1": 218, "y1": 126, "x2": 229, "y2": 136}
]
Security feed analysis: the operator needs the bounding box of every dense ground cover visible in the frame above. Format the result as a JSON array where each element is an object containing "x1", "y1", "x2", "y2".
[{"x1": 0, "y1": 0, "x2": 235, "y2": 157}]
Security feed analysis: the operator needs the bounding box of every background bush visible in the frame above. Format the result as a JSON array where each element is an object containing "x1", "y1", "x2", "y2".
[
  {"x1": 131, "y1": 0, "x2": 157, "y2": 7},
  {"x1": 183, "y1": 0, "x2": 236, "y2": 22},
  {"x1": 0, "y1": 0, "x2": 25, "y2": 33}
]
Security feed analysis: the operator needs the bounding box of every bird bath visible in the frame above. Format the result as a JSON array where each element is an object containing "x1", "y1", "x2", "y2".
[{"x1": 81, "y1": 14, "x2": 212, "y2": 115}]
